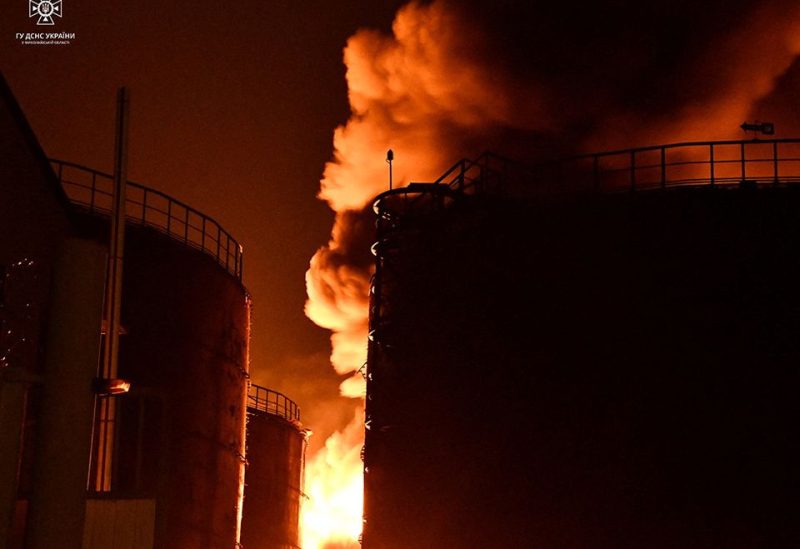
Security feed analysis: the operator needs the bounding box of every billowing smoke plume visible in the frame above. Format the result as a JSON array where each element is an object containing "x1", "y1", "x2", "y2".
[
  {"x1": 303, "y1": 1, "x2": 800, "y2": 546},
  {"x1": 309, "y1": 0, "x2": 800, "y2": 392}
]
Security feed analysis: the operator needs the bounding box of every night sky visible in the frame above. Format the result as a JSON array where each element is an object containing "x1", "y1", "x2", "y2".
[{"x1": 1, "y1": 0, "x2": 406, "y2": 448}]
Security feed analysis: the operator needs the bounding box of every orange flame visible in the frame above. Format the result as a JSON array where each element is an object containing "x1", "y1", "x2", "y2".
[{"x1": 301, "y1": 408, "x2": 365, "y2": 549}]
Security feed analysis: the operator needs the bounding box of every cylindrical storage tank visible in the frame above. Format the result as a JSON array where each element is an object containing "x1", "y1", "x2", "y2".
[
  {"x1": 240, "y1": 385, "x2": 306, "y2": 549},
  {"x1": 2, "y1": 89, "x2": 251, "y2": 549},
  {"x1": 364, "y1": 181, "x2": 800, "y2": 548},
  {"x1": 64, "y1": 177, "x2": 250, "y2": 549},
  {"x1": 115, "y1": 222, "x2": 249, "y2": 549}
]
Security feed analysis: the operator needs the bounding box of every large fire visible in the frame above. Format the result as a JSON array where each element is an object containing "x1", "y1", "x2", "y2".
[
  {"x1": 300, "y1": 0, "x2": 800, "y2": 547},
  {"x1": 301, "y1": 409, "x2": 365, "y2": 549}
]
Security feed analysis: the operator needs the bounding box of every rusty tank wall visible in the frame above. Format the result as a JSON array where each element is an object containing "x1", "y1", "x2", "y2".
[
  {"x1": 121, "y1": 223, "x2": 249, "y2": 549},
  {"x1": 363, "y1": 187, "x2": 800, "y2": 549},
  {"x1": 240, "y1": 405, "x2": 305, "y2": 549},
  {"x1": 71, "y1": 215, "x2": 250, "y2": 549}
]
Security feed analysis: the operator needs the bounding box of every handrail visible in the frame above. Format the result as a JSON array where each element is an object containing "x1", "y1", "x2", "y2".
[
  {"x1": 247, "y1": 384, "x2": 301, "y2": 423},
  {"x1": 49, "y1": 159, "x2": 243, "y2": 281},
  {"x1": 424, "y1": 138, "x2": 800, "y2": 197},
  {"x1": 567, "y1": 136, "x2": 800, "y2": 160}
]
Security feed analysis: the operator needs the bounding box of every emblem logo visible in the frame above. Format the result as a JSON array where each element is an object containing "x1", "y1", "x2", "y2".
[{"x1": 29, "y1": 0, "x2": 62, "y2": 25}]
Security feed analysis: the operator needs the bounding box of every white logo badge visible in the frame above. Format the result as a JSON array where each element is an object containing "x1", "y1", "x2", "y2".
[{"x1": 29, "y1": 0, "x2": 62, "y2": 26}]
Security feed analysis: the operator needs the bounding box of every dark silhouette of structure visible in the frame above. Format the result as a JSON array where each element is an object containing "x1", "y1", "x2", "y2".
[
  {"x1": 0, "y1": 74, "x2": 305, "y2": 549},
  {"x1": 363, "y1": 145, "x2": 800, "y2": 548}
]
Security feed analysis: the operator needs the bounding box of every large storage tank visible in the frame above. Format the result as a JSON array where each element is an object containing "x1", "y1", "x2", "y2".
[
  {"x1": 363, "y1": 142, "x2": 800, "y2": 548},
  {"x1": 56, "y1": 160, "x2": 250, "y2": 549},
  {"x1": 240, "y1": 384, "x2": 306, "y2": 549},
  {"x1": 1, "y1": 75, "x2": 305, "y2": 549},
  {"x1": 2, "y1": 114, "x2": 250, "y2": 547}
]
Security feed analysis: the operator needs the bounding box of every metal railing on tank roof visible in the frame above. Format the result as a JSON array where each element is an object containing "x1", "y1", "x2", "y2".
[
  {"x1": 247, "y1": 384, "x2": 300, "y2": 423},
  {"x1": 430, "y1": 138, "x2": 800, "y2": 197},
  {"x1": 50, "y1": 159, "x2": 243, "y2": 281}
]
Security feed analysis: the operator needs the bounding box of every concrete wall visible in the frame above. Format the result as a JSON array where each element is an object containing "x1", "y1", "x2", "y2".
[{"x1": 82, "y1": 499, "x2": 155, "y2": 549}]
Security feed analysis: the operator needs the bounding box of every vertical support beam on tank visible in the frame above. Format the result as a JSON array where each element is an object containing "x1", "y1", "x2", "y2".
[
  {"x1": 710, "y1": 143, "x2": 715, "y2": 187},
  {"x1": 234, "y1": 295, "x2": 252, "y2": 548},
  {"x1": 26, "y1": 238, "x2": 107, "y2": 549}
]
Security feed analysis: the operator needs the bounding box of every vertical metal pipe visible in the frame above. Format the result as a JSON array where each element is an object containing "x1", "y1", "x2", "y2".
[
  {"x1": 103, "y1": 87, "x2": 129, "y2": 380},
  {"x1": 96, "y1": 87, "x2": 129, "y2": 492}
]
